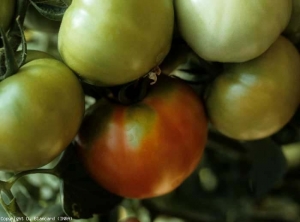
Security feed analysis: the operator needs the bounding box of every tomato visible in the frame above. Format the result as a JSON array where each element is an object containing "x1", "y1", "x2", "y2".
[
  {"x1": 16, "y1": 50, "x2": 54, "y2": 64},
  {"x1": 205, "y1": 36, "x2": 300, "y2": 141},
  {"x1": 76, "y1": 75, "x2": 208, "y2": 198},
  {"x1": 58, "y1": 0, "x2": 174, "y2": 86},
  {"x1": 174, "y1": 0, "x2": 292, "y2": 62},
  {"x1": 0, "y1": 54, "x2": 85, "y2": 171},
  {"x1": 0, "y1": 0, "x2": 15, "y2": 31}
]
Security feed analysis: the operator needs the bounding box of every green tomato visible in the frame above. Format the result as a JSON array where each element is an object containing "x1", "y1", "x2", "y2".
[
  {"x1": 205, "y1": 36, "x2": 300, "y2": 140},
  {"x1": 16, "y1": 50, "x2": 55, "y2": 64},
  {"x1": 58, "y1": 0, "x2": 174, "y2": 86},
  {"x1": 0, "y1": 55, "x2": 85, "y2": 171},
  {"x1": 0, "y1": 0, "x2": 15, "y2": 31},
  {"x1": 175, "y1": 0, "x2": 292, "y2": 62}
]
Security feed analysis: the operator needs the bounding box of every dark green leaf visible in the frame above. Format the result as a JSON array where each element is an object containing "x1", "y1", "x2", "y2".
[
  {"x1": 271, "y1": 124, "x2": 298, "y2": 145},
  {"x1": 61, "y1": 178, "x2": 123, "y2": 219},
  {"x1": 244, "y1": 138, "x2": 287, "y2": 198},
  {"x1": 56, "y1": 144, "x2": 123, "y2": 219}
]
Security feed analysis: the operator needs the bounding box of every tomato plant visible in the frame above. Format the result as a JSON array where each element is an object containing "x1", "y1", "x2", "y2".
[
  {"x1": 75, "y1": 75, "x2": 208, "y2": 199},
  {"x1": 24, "y1": 4, "x2": 61, "y2": 33},
  {"x1": 0, "y1": 54, "x2": 85, "y2": 171},
  {"x1": 1, "y1": 0, "x2": 300, "y2": 221},
  {"x1": 16, "y1": 49, "x2": 54, "y2": 64},
  {"x1": 58, "y1": 0, "x2": 174, "y2": 86},
  {"x1": 205, "y1": 36, "x2": 300, "y2": 140},
  {"x1": 175, "y1": 0, "x2": 292, "y2": 62},
  {"x1": 0, "y1": 0, "x2": 15, "y2": 32}
]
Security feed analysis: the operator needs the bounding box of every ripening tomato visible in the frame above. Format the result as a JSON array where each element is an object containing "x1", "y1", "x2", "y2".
[
  {"x1": 76, "y1": 75, "x2": 208, "y2": 198},
  {"x1": 205, "y1": 36, "x2": 300, "y2": 141},
  {"x1": 58, "y1": 0, "x2": 174, "y2": 86},
  {"x1": 0, "y1": 53, "x2": 85, "y2": 171},
  {"x1": 175, "y1": 0, "x2": 292, "y2": 62},
  {"x1": 0, "y1": 0, "x2": 15, "y2": 31}
]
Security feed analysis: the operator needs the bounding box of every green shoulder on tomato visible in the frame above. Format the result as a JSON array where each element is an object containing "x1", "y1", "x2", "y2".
[
  {"x1": 58, "y1": 0, "x2": 174, "y2": 86},
  {"x1": 76, "y1": 75, "x2": 208, "y2": 199},
  {"x1": 205, "y1": 36, "x2": 300, "y2": 141},
  {"x1": 0, "y1": 52, "x2": 85, "y2": 171},
  {"x1": 175, "y1": 0, "x2": 292, "y2": 62}
]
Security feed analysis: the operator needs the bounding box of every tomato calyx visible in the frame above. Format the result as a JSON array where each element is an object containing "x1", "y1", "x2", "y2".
[
  {"x1": 170, "y1": 61, "x2": 222, "y2": 85},
  {"x1": 147, "y1": 66, "x2": 162, "y2": 85},
  {"x1": 3, "y1": 0, "x2": 29, "y2": 51},
  {"x1": 0, "y1": 17, "x2": 27, "y2": 79},
  {"x1": 0, "y1": 0, "x2": 67, "y2": 79},
  {"x1": 160, "y1": 41, "x2": 223, "y2": 91},
  {"x1": 0, "y1": 0, "x2": 30, "y2": 78},
  {"x1": 102, "y1": 66, "x2": 162, "y2": 105},
  {"x1": 29, "y1": 0, "x2": 70, "y2": 21},
  {"x1": 169, "y1": 52, "x2": 223, "y2": 85}
]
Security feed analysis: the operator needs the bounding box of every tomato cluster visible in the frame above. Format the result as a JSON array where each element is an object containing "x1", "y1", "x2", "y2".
[{"x1": 0, "y1": 0, "x2": 300, "y2": 202}]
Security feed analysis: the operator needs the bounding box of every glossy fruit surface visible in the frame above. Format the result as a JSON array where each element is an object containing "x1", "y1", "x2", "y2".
[
  {"x1": 0, "y1": 57, "x2": 85, "y2": 171},
  {"x1": 205, "y1": 36, "x2": 300, "y2": 140},
  {"x1": 175, "y1": 0, "x2": 292, "y2": 62},
  {"x1": 58, "y1": 0, "x2": 174, "y2": 86},
  {"x1": 76, "y1": 76, "x2": 208, "y2": 198},
  {"x1": 0, "y1": 0, "x2": 15, "y2": 31},
  {"x1": 16, "y1": 50, "x2": 55, "y2": 64}
]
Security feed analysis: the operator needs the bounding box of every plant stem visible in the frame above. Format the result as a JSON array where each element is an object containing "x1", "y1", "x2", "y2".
[
  {"x1": 6, "y1": 168, "x2": 59, "y2": 189},
  {"x1": 31, "y1": 0, "x2": 71, "y2": 7},
  {"x1": 8, "y1": 0, "x2": 30, "y2": 52}
]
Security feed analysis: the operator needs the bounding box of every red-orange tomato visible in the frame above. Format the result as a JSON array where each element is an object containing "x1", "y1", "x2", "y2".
[{"x1": 76, "y1": 76, "x2": 208, "y2": 199}]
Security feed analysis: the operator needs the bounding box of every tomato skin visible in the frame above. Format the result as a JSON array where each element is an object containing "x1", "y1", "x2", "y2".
[
  {"x1": 205, "y1": 36, "x2": 300, "y2": 141},
  {"x1": 16, "y1": 50, "x2": 55, "y2": 64},
  {"x1": 0, "y1": 0, "x2": 15, "y2": 31},
  {"x1": 58, "y1": 0, "x2": 174, "y2": 86},
  {"x1": 0, "y1": 58, "x2": 85, "y2": 171},
  {"x1": 175, "y1": 0, "x2": 292, "y2": 62},
  {"x1": 76, "y1": 76, "x2": 208, "y2": 198}
]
